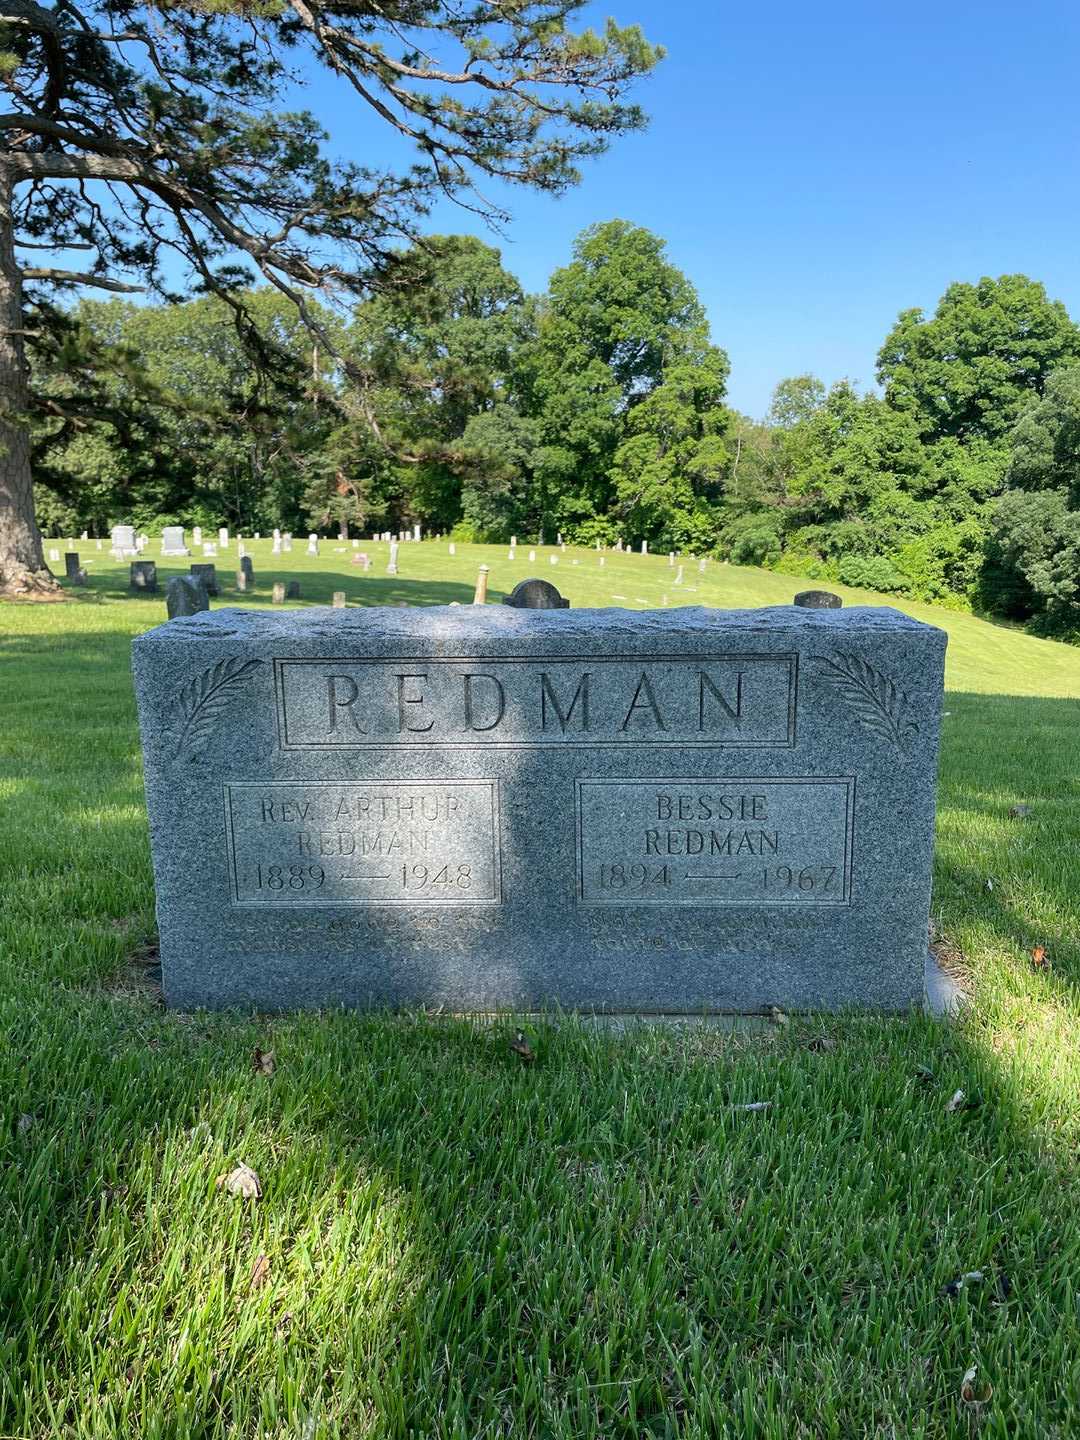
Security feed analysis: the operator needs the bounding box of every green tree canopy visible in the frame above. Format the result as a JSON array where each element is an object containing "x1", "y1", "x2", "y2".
[{"x1": 876, "y1": 275, "x2": 1080, "y2": 445}]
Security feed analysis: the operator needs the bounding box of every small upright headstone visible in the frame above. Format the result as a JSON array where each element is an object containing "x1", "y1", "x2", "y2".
[
  {"x1": 165, "y1": 575, "x2": 208, "y2": 618},
  {"x1": 508, "y1": 549, "x2": 516, "y2": 561},
  {"x1": 413, "y1": 524, "x2": 421, "y2": 542},
  {"x1": 473, "y1": 565, "x2": 489, "y2": 605},
  {"x1": 161, "y1": 526, "x2": 189, "y2": 556},
  {"x1": 511, "y1": 536, "x2": 518, "y2": 548},
  {"x1": 48, "y1": 547, "x2": 60, "y2": 562},
  {"x1": 549, "y1": 555, "x2": 558, "y2": 566},
  {"x1": 190, "y1": 563, "x2": 218, "y2": 597},
  {"x1": 238, "y1": 543, "x2": 246, "y2": 560},
  {"x1": 503, "y1": 578, "x2": 570, "y2": 609},
  {"x1": 794, "y1": 590, "x2": 843, "y2": 609},
  {"x1": 283, "y1": 535, "x2": 293, "y2": 552},
  {"x1": 96, "y1": 539, "x2": 103, "y2": 551},
  {"x1": 674, "y1": 566, "x2": 684, "y2": 586},
  {"x1": 272, "y1": 537, "x2": 282, "y2": 554},
  {"x1": 529, "y1": 549, "x2": 536, "y2": 562},
  {"x1": 272, "y1": 582, "x2": 285, "y2": 604},
  {"x1": 130, "y1": 560, "x2": 158, "y2": 592},
  {"x1": 698, "y1": 558, "x2": 707, "y2": 574},
  {"x1": 236, "y1": 571, "x2": 248, "y2": 593},
  {"x1": 286, "y1": 580, "x2": 301, "y2": 599},
  {"x1": 387, "y1": 541, "x2": 399, "y2": 575},
  {"x1": 218, "y1": 528, "x2": 229, "y2": 549},
  {"x1": 599, "y1": 556, "x2": 605, "y2": 567},
  {"x1": 641, "y1": 541, "x2": 648, "y2": 555},
  {"x1": 307, "y1": 534, "x2": 319, "y2": 557},
  {"x1": 192, "y1": 526, "x2": 202, "y2": 547},
  {"x1": 202, "y1": 543, "x2": 217, "y2": 557},
  {"x1": 240, "y1": 556, "x2": 254, "y2": 582},
  {"x1": 332, "y1": 591, "x2": 346, "y2": 609},
  {"x1": 352, "y1": 539, "x2": 359, "y2": 549},
  {"x1": 669, "y1": 553, "x2": 675, "y2": 566},
  {"x1": 80, "y1": 530, "x2": 88, "y2": 541},
  {"x1": 64, "y1": 552, "x2": 87, "y2": 585},
  {"x1": 448, "y1": 542, "x2": 456, "y2": 556}
]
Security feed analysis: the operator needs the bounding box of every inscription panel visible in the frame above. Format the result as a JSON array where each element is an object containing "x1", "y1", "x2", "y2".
[
  {"x1": 225, "y1": 780, "x2": 500, "y2": 906},
  {"x1": 275, "y1": 654, "x2": 797, "y2": 749},
  {"x1": 576, "y1": 777, "x2": 854, "y2": 907}
]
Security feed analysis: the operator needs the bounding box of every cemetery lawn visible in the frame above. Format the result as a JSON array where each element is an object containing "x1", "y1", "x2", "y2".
[{"x1": 3, "y1": 538, "x2": 1080, "y2": 1439}]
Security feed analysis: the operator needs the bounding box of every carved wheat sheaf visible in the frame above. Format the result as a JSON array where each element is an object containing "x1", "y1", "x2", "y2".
[
  {"x1": 172, "y1": 657, "x2": 262, "y2": 761},
  {"x1": 813, "y1": 652, "x2": 919, "y2": 755}
]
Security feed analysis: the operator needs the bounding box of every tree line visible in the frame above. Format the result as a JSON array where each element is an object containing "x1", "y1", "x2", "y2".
[{"x1": 32, "y1": 227, "x2": 1080, "y2": 641}]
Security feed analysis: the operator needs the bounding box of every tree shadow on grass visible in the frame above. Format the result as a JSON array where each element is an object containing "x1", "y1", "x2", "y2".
[
  {"x1": 54, "y1": 569, "x2": 489, "y2": 610},
  {"x1": 5, "y1": 660, "x2": 1080, "y2": 1434}
]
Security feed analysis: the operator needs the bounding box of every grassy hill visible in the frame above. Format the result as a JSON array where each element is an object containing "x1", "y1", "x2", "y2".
[{"x1": 1, "y1": 537, "x2": 1078, "y2": 1437}]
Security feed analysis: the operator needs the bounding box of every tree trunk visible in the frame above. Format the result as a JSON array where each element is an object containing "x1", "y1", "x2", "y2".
[{"x1": 0, "y1": 160, "x2": 55, "y2": 596}]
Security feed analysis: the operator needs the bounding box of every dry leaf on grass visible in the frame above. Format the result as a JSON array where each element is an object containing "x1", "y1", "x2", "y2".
[
  {"x1": 250, "y1": 1253, "x2": 270, "y2": 1290},
  {"x1": 960, "y1": 1363, "x2": 993, "y2": 1413},
  {"x1": 216, "y1": 1163, "x2": 262, "y2": 1199},
  {"x1": 509, "y1": 1031, "x2": 536, "y2": 1063},
  {"x1": 1031, "y1": 945, "x2": 1050, "y2": 971},
  {"x1": 252, "y1": 1047, "x2": 276, "y2": 1075},
  {"x1": 945, "y1": 1089, "x2": 967, "y2": 1113},
  {"x1": 806, "y1": 1034, "x2": 836, "y2": 1053},
  {"x1": 942, "y1": 1270, "x2": 984, "y2": 1298}
]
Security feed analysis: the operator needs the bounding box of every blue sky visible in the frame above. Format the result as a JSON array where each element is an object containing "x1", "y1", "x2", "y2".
[{"x1": 292, "y1": 1, "x2": 1080, "y2": 417}]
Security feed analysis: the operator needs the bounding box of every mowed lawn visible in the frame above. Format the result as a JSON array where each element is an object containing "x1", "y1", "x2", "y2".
[{"x1": 1, "y1": 538, "x2": 1079, "y2": 1439}]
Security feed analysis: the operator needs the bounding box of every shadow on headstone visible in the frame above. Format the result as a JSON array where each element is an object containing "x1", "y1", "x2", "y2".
[{"x1": 502, "y1": 577, "x2": 570, "y2": 609}]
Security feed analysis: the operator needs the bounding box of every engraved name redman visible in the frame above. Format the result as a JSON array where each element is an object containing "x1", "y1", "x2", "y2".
[{"x1": 275, "y1": 656, "x2": 796, "y2": 745}]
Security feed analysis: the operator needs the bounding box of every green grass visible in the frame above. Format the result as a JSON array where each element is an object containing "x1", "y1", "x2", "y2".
[{"x1": 2, "y1": 537, "x2": 1080, "y2": 1438}]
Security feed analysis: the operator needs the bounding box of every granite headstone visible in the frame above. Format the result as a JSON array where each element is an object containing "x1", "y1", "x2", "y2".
[
  {"x1": 133, "y1": 604, "x2": 945, "y2": 1013},
  {"x1": 161, "y1": 526, "x2": 190, "y2": 556}
]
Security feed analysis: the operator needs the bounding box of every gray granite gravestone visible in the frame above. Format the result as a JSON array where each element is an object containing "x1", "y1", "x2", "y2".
[
  {"x1": 161, "y1": 526, "x2": 189, "y2": 556},
  {"x1": 240, "y1": 556, "x2": 254, "y2": 582},
  {"x1": 130, "y1": 560, "x2": 158, "y2": 592},
  {"x1": 286, "y1": 580, "x2": 301, "y2": 599},
  {"x1": 795, "y1": 590, "x2": 843, "y2": 609},
  {"x1": 503, "y1": 577, "x2": 570, "y2": 609},
  {"x1": 64, "y1": 552, "x2": 81, "y2": 579},
  {"x1": 190, "y1": 563, "x2": 218, "y2": 596},
  {"x1": 110, "y1": 524, "x2": 138, "y2": 558},
  {"x1": 133, "y1": 604, "x2": 946, "y2": 1014},
  {"x1": 166, "y1": 576, "x2": 208, "y2": 618}
]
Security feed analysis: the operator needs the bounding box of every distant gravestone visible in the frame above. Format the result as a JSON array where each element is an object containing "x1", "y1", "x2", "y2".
[
  {"x1": 219, "y1": 528, "x2": 229, "y2": 548},
  {"x1": 795, "y1": 590, "x2": 843, "y2": 610},
  {"x1": 132, "y1": 604, "x2": 946, "y2": 1013},
  {"x1": 272, "y1": 537, "x2": 282, "y2": 554},
  {"x1": 110, "y1": 525, "x2": 138, "y2": 558},
  {"x1": 286, "y1": 580, "x2": 301, "y2": 599},
  {"x1": 413, "y1": 524, "x2": 421, "y2": 541},
  {"x1": 130, "y1": 560, "x2": 158, "y2": 592},
  {"x1": 64, "y1": 552, "x2": 87, "y2": 585},
  {"x1": 283, "y1": 535, "x2": 293, "y2": 552},
  {"x1": 307, "y1": 534, "x2": 319, "y2": 556},
  {"x1": 161, "y1": 526, "x2": 189, "y2": 556},
  {"x1": 387, "y1": 541, "x2": 399, "y2": 575},
  {"x1": 236, "y1": 571, "x2": 248, "y2": 593},
  {"x1": 202, "y1": 543, "x2": 217, "y2": 557},
  {"x1": 448, "y1": 542, "x2": 456, "y2": 556},
  {"x1": 190, "y1": 563, "x2": 218, "y2": 597},
  {"x1": 48, "y1": 547, "x2": 60, "y2": 562},
  {"x1": 192, "y1": 526, "x2": 203, "y2": 547},
  {"x1": 503, "y1": 578, "x2": 570, "y2": 609},
  {"x1": 272, "y1": 582, "x2": 285, "y2": 604},
  {"x1": 240, "y1": 556, "x2": 254, "y2": 582},
  {"x1": 332, "y1": 591, "x2": 346, "y2": 608},
  {"x1": 166, "y1": 575, "x2": 208, "y2": 618}
]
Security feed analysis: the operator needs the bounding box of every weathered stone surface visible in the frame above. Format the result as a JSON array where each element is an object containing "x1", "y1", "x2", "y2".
[
  {"x1": 285, "y1": 580, "x2": 300, "y2": 599},
  {"x1": 132, "y1": 605, "x2": 946, "y2": 1014},
  {"x1": 503, "y1": 578, "x2": 570, "y2": 610},
  {"x1": 130, "y1": 560, "x2": 158, "y2": 591},
  {"x1": 64, "y1": 552, "x2": 81, "y2": 578},
  {"x1": 110, "y1": 524, "x2": 138, "y2": 558},
  {"x1": 166, "y1": 576, "x2": 209, "y2": 618},
  {"x1": 240, "y1": 556, "x2": 254, "y2": 582},
  {"x1": 161, "y1": 526, "x2": 189, "y2": 556}
]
